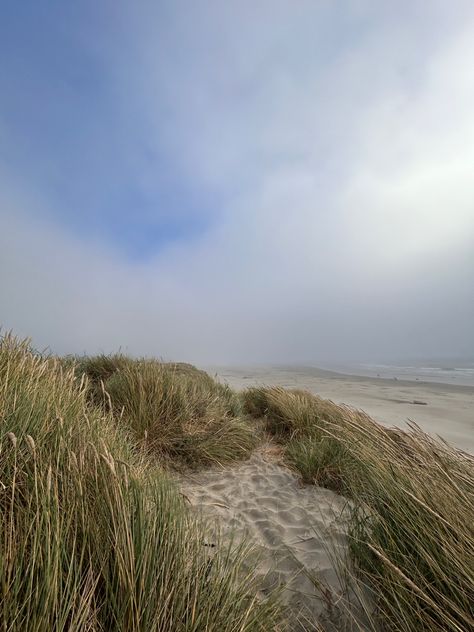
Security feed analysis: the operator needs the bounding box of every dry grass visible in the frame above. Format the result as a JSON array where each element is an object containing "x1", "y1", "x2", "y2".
[
  {"x1": 243, "y1": 386, "x2": 344, "y2": 439},
  {"x1": 341, "y1": 413, "x2": 474, "y2": 632},
  {"x1": 0, "y1": 334, "x2": 283, "y2": 631},
  {"x1": 76, "y1": 355, "x2": 255, "y2": 468},
  {"x1": 4, "y1": 336, "x2": 473, "y2": 632},
  {"x1": 244, "y1": 386, "x2": 474, "y2": 631}
]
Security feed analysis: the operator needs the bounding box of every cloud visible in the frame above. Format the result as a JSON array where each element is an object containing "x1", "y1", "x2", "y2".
[{"x1": 1, "y1": 2, "x2": 473, "y2": 363}]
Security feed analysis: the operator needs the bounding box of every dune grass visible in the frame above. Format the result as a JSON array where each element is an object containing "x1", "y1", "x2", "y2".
[
  {"x1": 342, "y1": 413, "x2": 474, "y2": 632},
  {"x1": 3, "y1": 333, "x2": 473, "y2": 632},
  {"x1": 0, "y1": 334, "x2": 283, "y2": 631},
  {"x1": 244, "y1": 385, "x2": 474, "y2": 631},
  {"x1": 243, "y1": 386, "x2": 355, "y2": 493},
  {"x1": 75, "y1": 354, "x2": 254, "y2": 468},
  {"x1": 285, "y1": 436, "x2": 350, "y2": 493},
  {"x1": 243, "y1": 386, "x2": 345, "y2": 439}
]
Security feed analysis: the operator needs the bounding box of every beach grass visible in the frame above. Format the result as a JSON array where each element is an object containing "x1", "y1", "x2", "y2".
[
  {"x1": 244, "y1": 385, "x2": 474, "y2": 631},
  {"x1": 243, "y1": 386, "x2": 345, "y2": 439},
  {"x1": 0, "y1": 334, "x2": 282, "y2": 631},
  {"x1": 2, "y1": 332, "x2": 473, "y2": 631},
  {"x1": 75, "y1": 354, "x2": 254, "y2": 467},
  {"x1": 285, "y1": 435, "x2": 351, "y2": 493}
]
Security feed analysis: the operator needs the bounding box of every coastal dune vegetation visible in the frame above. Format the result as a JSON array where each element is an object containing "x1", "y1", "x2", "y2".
[
  {"x1": 0, "y1": 332, "x2": 473, "y2": 631},
  {"x1": 243, "y1": 387, "x2": 474, "y2": 631},
  {"x1": 0, "y1": 335, "x2": 281, "y2": 632}
]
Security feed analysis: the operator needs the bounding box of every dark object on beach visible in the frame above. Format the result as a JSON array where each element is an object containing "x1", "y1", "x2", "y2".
[{"x1": 412, "y1": 400, "x2": 428, "y2": 405}]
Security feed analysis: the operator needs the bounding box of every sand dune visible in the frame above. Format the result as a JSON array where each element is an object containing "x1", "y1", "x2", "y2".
[
  {"x1": 180, "y1": 449, "x2": 373, "y2": 631},
  {"x1": 180, "y1": 366, "x2": 473, "y2": 629}
]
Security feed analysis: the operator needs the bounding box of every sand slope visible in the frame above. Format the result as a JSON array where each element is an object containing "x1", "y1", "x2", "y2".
[{"x1": 180, "y1": 450, "x2": 372, "y2": 631}]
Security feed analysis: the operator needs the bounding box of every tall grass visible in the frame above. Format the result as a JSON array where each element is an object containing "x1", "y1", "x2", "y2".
[
  {"x1": 243, "y1": 386, "x2": 344, "y2": 439},
  {"x1": 5, "y1": 335, "x2": 472, "y2": 631},
  {"x1": 342, "y1": 414, "x2": 474, "y2": 632},
  {"x1": 0, "y1": 335, "x2": 283, "y2": 631},
  {"x1": 244, "y1": 386, "x2": 474, "y2": 632},
  {"x1": 285, "y1": 436, "x2": 351, "y2": 493},
  {"x1": 75, "y1": 355, "x2": 254, "y2": 467}
]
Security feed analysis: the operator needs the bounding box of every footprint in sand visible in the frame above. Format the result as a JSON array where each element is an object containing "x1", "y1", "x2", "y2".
[{"x1": 179, "y1": 452, "x2": 374, "y2": 631}]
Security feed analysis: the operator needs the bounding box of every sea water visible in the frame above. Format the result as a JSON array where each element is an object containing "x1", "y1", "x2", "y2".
[{"x1": 325, "y1": 361, "x2": 474, "y2": 387}]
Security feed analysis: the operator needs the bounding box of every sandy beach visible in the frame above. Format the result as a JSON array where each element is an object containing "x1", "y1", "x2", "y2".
[{"x1": 204, "y1": 366, "x2": 474, "y2": 453}]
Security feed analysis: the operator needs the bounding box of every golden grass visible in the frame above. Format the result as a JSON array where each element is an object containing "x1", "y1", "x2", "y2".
[
  {"x1": 3, "y1": 333, "x2": 472, "y2": 631},
  {"x1": 0, "y1": 334, "x2": 283, "y2": 631},
  {"x1": 244, "y1": 386, "x2": 474, "y2": 631},
  {"x1": 74, "y1": 355, "x2": 255, "y2": 468}
]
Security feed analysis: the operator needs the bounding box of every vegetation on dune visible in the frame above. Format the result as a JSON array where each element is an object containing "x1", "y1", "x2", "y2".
[
  {"x1": 75, "y1": 353, "x2": 253, "y2": 468},
  {"x1": 2, "y1": 331, "x2": 473, "y2": 632},
  {"x1": 0, "y1": 335, "x2": 282, "y2": 631},
  {"x1": 285, "y1": 436, "x2": 350, "y2": 493},
  {"x1": 243, "y1": 386, "x2": 345, "y2": 439},
  {"x1": 343, "y1": 414, "x2": 474, "y2": 632},
  {"x1": 244, "y1": 385, "x2": 474, "y2": 632},
  {"x1": 243, "y1": 386, "x2": 355, "y2": 493}
]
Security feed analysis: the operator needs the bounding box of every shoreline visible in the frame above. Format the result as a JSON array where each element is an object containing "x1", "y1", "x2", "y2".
[{"x1": 207, "y1": 363, "x2": 474, "y2": 391}]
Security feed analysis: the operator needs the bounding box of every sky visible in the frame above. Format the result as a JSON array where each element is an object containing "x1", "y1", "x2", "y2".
[{"x1": 1, "y1": 1, "x2": 473, "y2": 365}]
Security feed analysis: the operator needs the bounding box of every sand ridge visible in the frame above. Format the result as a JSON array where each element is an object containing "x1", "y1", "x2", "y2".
[{"x1": 180, "y1": 449, "x2": 373, "y2": 631}]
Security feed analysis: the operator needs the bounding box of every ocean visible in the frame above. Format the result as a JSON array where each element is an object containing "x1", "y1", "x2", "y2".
[{"x1": 323, "y1": 362, "x2": 474, "y2": 387}]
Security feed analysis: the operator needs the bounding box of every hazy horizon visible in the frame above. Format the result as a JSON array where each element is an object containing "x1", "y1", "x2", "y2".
[{"x1": 1, "y1": 2, "x2": 473, "y2": 365}]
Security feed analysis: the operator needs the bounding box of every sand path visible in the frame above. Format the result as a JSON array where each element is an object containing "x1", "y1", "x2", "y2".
[{"x1": 180, "y1": 449, "x2": 373, "y2": 631}]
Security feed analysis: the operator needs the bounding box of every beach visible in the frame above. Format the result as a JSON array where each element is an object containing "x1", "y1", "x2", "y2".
[{"x1": 204, "y1": 365, "x2": 474, "y2": 453}]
